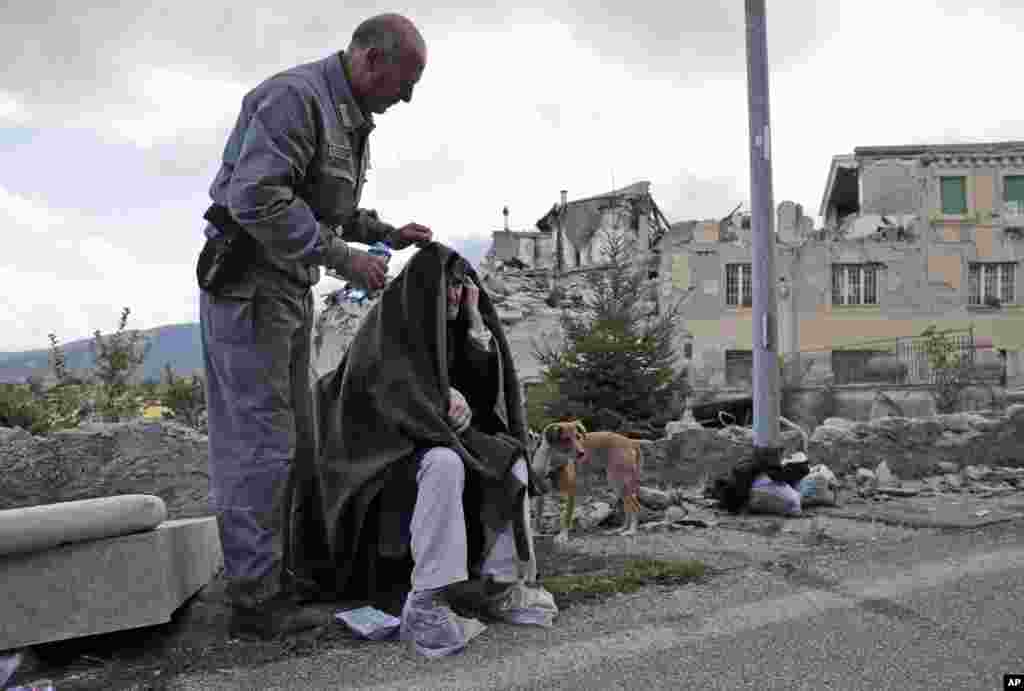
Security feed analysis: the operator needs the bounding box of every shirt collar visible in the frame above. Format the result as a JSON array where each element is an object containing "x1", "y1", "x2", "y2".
[{"x1": 325, "y1": 51, "x2": 374, "y2": 133}]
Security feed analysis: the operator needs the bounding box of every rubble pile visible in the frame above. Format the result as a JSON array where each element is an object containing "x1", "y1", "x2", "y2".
[
  {"x1": 0, "y1": 422, "x2": 210, "y2": 517},
  {"x1": 807, "y1": 406, "x2": 1024, "y2": 477},
  {"x1": 313, "y1": 264, "x2": 593, "y2": 381},
  {"x1": 847, "y1": 459, "x2": 1024, "y2": 503}
]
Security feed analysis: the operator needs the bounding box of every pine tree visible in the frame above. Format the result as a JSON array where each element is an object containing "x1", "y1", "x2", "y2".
[{"x1": 533, "y1": 229, "x2": 688, "y2": 431}]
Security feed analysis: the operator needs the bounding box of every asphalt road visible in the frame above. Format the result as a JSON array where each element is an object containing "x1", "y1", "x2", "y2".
[{"x1": 171, "y1": 523, "x2": 1024, "y2": 691}]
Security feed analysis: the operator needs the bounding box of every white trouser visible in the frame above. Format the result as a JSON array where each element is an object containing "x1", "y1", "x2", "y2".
[{"x1": 410, "y1": 447, "x2": 536, "y2": 591}]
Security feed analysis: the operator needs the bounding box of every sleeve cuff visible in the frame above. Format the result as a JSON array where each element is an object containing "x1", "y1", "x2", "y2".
[{"x1": 468, "y1": 323, "x2": 494, "y2": 348}]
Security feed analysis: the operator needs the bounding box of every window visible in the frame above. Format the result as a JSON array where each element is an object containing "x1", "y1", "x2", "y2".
[
  {"x1": 940, "y1": 176, "x2": 968, "y2": 215},
  {"x1": 1005, "y1": 175, "x2": 1024, "y2": 215},
  {"x1": 832, "y1": 264, "x2": 879, "y2": 306},
  {"x1": 725, "y1": 263, "x2": 752, "y2": 307},
  {"x1": 683, "y1": 342, "x2": 693, "y2": 359},
  {"x1": 968, "y1": 262, "x2": 1016, "y2": 305}
]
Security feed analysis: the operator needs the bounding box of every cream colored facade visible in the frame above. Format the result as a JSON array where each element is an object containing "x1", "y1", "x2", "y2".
[{"x1": 661, "y1": 142, "x2": 1024, "y2": 392}]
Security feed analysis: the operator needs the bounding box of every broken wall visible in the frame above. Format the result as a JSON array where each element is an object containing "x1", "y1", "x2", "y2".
[{"x1": 860, "y1": 160, "x2": 921, "y2": 215}]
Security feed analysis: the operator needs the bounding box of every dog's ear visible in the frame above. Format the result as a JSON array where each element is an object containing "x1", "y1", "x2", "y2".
[{"x1": 574, "y1": 421, "x2": 588, "y2": 437}]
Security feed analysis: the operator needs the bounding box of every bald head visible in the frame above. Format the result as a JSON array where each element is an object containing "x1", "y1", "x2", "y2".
[
  {"x1": 350, "y1": 13, "x2": 426, "y2": 63},
  {"x1": 346, "y1": 14, "x2": 427, "y2": 114}
]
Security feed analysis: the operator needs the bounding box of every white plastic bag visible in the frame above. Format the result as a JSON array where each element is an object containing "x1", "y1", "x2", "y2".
[
  {"x1": 748, "y1": 474, "x2": 802, "y2": 516},
  {"x1": 798, "y1": 464, "x2": 839, "y2": 507}
]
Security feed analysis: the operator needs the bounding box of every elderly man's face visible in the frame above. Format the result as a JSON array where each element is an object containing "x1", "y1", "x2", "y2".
[
  {"x1": 446, "y1": 278, "x2": 464, "y2": 321},
  {"x1": 364, "y1": 48, "x2": 425, "y2": 114}
]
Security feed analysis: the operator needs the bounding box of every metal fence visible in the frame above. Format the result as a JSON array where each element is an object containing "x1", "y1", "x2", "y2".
[{"x1": 810, "y1": 328, "x2": 993, "y2": 385}]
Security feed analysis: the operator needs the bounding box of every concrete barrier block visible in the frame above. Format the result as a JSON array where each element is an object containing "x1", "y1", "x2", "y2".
[{"x1": 0, "y1": 517, "x2": 222, "y2": 650}]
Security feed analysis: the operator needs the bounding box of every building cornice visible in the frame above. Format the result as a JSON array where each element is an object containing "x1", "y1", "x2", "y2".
[{"x1": 923, "y1": 152, "x2": 1024, "y2": 168}]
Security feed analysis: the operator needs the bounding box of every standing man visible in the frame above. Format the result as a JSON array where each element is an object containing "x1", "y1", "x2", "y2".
[{"x1": 198, "y1": 13, "x2": 432, "y2": 639}]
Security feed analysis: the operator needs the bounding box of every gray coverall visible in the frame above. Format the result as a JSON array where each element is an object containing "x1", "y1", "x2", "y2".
[{"x1": 199, "y1": 51, "x2": 393, "y2": 608}]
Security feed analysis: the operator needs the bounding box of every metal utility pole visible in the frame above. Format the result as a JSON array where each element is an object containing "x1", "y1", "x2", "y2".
[{"x1": 744, "y1": 0, "x2": 781, "y2": 462}]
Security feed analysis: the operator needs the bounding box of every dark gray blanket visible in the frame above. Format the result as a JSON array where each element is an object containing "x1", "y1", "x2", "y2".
[{"x1": 298, "y1": 243, "x2": 533, "y2": 602}]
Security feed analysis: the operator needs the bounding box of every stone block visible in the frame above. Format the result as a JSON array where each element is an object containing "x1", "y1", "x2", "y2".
[
  {"x1": 0, "y1": 517, "x2": 222, "y2": 650},
  {"x1": 0, "y1": 495, "x2": 167, "y2": 557}
]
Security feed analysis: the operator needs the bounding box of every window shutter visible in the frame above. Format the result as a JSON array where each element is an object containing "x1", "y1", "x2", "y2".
[
  {"x1": 1005, "y1": 176, "x2": 1024, "y2": 209},
  {"x1": 941, "y1": 177, "x2": 967, "y2": 215}
]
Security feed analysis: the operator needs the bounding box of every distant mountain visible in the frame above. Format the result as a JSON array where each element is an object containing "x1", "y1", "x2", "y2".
[
  {"x1": 0, "y1": 236, "x2": 496, "y2": 385},
  {"x1": 0, "y1": 323, "x2": 204, "y2": 384}
]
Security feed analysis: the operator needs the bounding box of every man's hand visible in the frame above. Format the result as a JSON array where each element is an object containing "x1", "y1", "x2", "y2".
[
  {"x1": 347, "y1": 249, "x2": 387, "y2": 290},
  {"x1": 463, "y1": 283, "x2": 484, "y2": 329},
  {"x1": 390, "y1": 223, "x2": 433, "y2": 250},
  {"x1": 448, "y1": 387, "x2": 472, "y2": 433}
]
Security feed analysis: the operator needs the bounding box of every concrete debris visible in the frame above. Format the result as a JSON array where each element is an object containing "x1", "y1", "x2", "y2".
[
  {"x1": 574, "y1": 502, "x2": 613, "y2": 530},
  {"x1": 1008, "y1": 404, "x2": 1024, "y2": 420},
  {"x1": 962, "y1": 465, "x2": 992, "y2": 482},
  {"x1": 989, "y1": 467, "x2": 1024, "y2": 484},
  {"x1": 856, "y1": 468, "x2": 877, "y2": 487},
  {"x1": 664, "y1": 418, "x2": 703, "y2": 437},
  {"x1": 875, "y1": 487, "x2": 920, "y2": 497},
  {"x1": 664, "y1": 506, "x2": 688, "y2": 523},
  {"x1": 808, "y1": 410, "x2": 1024, "y2": 479},
  {"x1": 637, "y1": 487, "x2": 674, "y2": 511},
  {"x1": 875, "y1": 460, "x2": 897, "y2": 487}
]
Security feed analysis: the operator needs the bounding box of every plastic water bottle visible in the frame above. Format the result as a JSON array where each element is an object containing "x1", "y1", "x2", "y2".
[{"x1": 346, "y1": 241, "x2": 392, "y2": 304}]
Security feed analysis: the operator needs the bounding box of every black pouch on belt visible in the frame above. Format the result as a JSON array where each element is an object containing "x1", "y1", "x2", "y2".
[{"x1": 196, "y1": 204, "x2": 263, "y2": 294}]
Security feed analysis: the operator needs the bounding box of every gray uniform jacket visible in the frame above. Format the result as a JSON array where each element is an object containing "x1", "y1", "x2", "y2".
[{"x1": 205, "y1": 51, "x2": 394, "y2": 288}]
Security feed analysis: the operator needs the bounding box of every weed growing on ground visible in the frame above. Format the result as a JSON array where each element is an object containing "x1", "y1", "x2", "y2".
[{"x1": 541, "y1": 558, "x2": 706, "y2": 598}]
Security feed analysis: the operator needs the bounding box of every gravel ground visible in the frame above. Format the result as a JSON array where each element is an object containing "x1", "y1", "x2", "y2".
[{"x1": 8, "y1": 496, "x2": 1019, "y2": 690}]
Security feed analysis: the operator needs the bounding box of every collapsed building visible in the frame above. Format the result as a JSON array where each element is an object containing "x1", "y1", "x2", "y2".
[
  {"x1": 481, "y1": 181, "x2": 672, "y2": 273},
  {"x1": 665, "y1": 141, "x2": 1024, "y2": 402},
  {"x1": 314, "y1": 141, "x2": 1024, "y2": 423}
]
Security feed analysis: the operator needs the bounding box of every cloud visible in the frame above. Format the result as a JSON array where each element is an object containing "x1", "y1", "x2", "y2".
[
  {"x1": 3, "y1": 0, "x2": 1024, "y2": 351},
  {"x1": 0, "y1": 186, "x2": 66, "y2": 231},
  {"x1": 108, "y1": 68, "x2": 247, "y2": 150},
  {"x1": 550, "y1": 1, "x2": 840, "y2": 79},
  {"x1": 0, "y1": 91, "x2": 29, "y2": 124},
  {"x1": 0, "y1": 183, "x2": 199, "y2": 351}
]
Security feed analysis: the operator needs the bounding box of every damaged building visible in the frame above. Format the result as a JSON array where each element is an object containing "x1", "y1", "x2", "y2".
[
  {"x1": 481, "y1": 181, "x2": 674, "y2": 273},
  {"x1": 670, "y1": 141, "x2": 1024, "y2": 397},
  {"x1": 309, "y1": 140, "x2": 1024, "y2": 426}
]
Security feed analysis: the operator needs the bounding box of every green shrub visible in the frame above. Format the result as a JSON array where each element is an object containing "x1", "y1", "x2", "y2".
[
  {"x1": 0, "y1": 384, "x2": 49, "y2": 435},
  {"x1": 162, "y1": 364, "x2": 205, "y2": 428}
]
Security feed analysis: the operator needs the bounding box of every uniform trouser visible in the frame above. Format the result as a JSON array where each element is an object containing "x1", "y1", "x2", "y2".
[
  {"x1": 410, "y1": 448, "x2": 538, "y2": 591},
  {"x1": 199, "y1": 272, "x2": 317, "y2": 609}
]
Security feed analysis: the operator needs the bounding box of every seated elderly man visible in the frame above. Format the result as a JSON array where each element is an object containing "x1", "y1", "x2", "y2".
[{"x1": 303, "y1": 242, "x2": 556, "y2": 657}]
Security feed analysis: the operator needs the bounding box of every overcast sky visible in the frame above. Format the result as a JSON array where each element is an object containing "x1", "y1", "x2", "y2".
[{"x1": 2, "y1": 1, "x2": 1023, "y2": 352}]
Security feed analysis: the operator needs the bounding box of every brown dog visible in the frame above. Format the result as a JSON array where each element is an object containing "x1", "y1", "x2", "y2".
[{"x1": 531, "y1": 421, "x2": 643, "y2": 542}]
